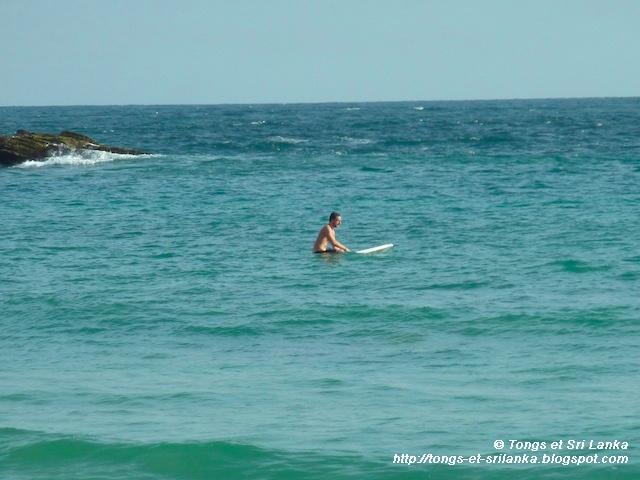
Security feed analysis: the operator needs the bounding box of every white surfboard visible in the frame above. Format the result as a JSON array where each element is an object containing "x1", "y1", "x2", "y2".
[{"x1": 355, "y1": 243, "x2": 394, "y2": 254}]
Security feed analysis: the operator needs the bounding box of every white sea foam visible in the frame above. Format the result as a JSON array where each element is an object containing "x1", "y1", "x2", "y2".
[
  {"x1": 342, "y1": 137, "x2": 374, "y2": 145},
  {"x1": 345, "y1": 107, "x2": 361, "y2": 111},
  {"x1": 16, "y1": 150, "x2": 153, "y2": 168},
  {"x1": 268, "y1": 136, "x2": 307, "y2": 144},
  {"x1": 414, "y1": 106, "x2": 425, "y2": 110}
]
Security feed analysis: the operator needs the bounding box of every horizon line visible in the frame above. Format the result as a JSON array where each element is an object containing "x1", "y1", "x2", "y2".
[{"x1": 0, "y1": 94, "x2": 638, "y2": 109}]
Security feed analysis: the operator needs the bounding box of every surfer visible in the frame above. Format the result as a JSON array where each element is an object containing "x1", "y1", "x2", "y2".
[{"x1": 313, "y1": 212, "x2": 351, "y2": 253}]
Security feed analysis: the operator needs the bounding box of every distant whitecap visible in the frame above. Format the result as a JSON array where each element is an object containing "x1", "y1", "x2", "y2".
[
  {"x1": 342, "y1": 137, "x2": 374, "y2": 145},
  {"x1": 268, "y1": 136, "x2": 307, "y2": 144}
]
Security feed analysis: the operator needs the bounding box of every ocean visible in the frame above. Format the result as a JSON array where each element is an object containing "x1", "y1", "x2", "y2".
[{"x1": 1, "y1": 98, "x2": 638, "y2": 479}]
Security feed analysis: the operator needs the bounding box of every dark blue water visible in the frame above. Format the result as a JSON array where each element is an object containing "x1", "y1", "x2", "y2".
[{"x1": 1, "y1": 98, "x2": 639, "y2": 479}]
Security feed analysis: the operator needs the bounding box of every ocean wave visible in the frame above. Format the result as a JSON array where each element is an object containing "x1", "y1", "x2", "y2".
[
  {"x1": 0, "y1": 428, "x2": 374, "y2": 480},
  {"x1": 1, "y1": 428, "x2": 631, "y2": 480},
  {"x1": 15, "y1": 150, "x2": 156, "y2": 168},
  {"x1": 341, "y1": 136, "x2": 374, "y2": 145},
  {"x1": 359, "y1": 165, "x2": 392, "y2": 172},
  {"x1": 459, "y1": 307, "x2": 637, "y2": 336},
  {"x1": 267, "y1": 136, "x2": 308, "y2": 144},
  {"x1": 182, "y1": 324, "x2": 262, "y2": 336},
  {"x1": 548, "y1": 259, "x2": 613, "y2": 274},
  {"x1": 618, "y1": 270, "x2": 640, "y2": 281},
  {"x1": 252, "y1": 303, "x2": 638, "y2": 337},
  {"x1": 0, "y1": 429, "x2": 300, "y2": 480}
]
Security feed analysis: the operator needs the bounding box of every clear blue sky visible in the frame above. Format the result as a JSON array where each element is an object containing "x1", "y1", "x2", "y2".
[{"x1": 2, "y1": 0, "x2": 638, "y2": 106}]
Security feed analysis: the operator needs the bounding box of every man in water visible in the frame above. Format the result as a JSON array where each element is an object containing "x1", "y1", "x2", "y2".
[{"x1": 313, "y1": 211, "x2": 351, "y2": 253}]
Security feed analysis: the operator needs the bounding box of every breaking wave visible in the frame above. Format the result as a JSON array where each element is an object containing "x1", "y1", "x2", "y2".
[{"x1": 16, "y1": 150, "x2": 156, "y2": 168}]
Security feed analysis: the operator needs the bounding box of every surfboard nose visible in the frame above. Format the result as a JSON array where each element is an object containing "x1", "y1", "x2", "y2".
[{"x1": 355, "y1": 243, "x2": 394, "y2": 254}]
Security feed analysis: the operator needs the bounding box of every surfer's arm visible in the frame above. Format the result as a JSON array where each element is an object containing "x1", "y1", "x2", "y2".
[{"x1": 328, "y1": 229, "x2": 350, "y2": 252}]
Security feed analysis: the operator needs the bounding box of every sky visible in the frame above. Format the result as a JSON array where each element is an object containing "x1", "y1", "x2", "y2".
[{"x1": 1, "y1": 0, "x2": 638, "y2": 106}]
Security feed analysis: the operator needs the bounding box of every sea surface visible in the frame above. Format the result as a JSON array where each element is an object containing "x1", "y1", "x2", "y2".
[{"x1": 1, "y1": 99, "x2": 638, "y2": 479}]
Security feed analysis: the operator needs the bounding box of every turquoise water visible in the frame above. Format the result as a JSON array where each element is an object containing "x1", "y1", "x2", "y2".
[{"x1": 1, "y1": 99, "x2": 638, "y2": 479}]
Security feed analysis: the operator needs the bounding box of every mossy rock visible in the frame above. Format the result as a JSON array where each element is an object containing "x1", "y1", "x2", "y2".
[{"x1": 0, "y1": 130, "x2": 147, "y2": 166}]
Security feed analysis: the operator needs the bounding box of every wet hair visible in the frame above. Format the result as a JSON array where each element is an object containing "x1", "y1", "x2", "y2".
[{"x1": 329, "y1": 211, "x2": 341, "y2": 222}]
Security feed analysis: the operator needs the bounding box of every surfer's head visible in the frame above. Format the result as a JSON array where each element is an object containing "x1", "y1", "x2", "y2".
[{"x1": 329, "y1": 211, "x2": 342, "y2": 228}]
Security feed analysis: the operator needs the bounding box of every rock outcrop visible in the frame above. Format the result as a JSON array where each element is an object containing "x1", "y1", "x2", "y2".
[{"x1": 0, "y1": 130, "x2": 147, "y2": 166}]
